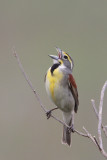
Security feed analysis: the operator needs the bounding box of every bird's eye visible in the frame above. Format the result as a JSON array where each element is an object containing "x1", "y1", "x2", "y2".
[{"x1": 64, "y1": 55, "x2": 68, "y2": 59}]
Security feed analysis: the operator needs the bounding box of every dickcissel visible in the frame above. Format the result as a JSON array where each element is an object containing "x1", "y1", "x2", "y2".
[{"x1": 45, "y1": 47, "x2": 79, "y2": 146}]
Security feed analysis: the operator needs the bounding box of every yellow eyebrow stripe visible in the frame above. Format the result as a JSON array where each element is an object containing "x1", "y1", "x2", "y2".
[{"x1": 63, "y1": 52, "x2": 72, "y2": 63}]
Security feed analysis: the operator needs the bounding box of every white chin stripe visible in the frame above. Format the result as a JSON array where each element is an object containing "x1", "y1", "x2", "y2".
[
  {"x1": 53, "y1": 59, "x2": 58, "y2": 64},
  {"x1": 60, "y1": 64, "x2": 66, "y2": 69}
]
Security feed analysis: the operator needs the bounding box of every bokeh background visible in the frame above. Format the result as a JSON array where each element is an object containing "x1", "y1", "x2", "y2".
[{"x1": 0, "y1": 0, "x2": 107, "y2": 159}]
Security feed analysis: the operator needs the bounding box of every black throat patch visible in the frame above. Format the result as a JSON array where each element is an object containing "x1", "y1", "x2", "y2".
[{"x1": 50, "y1": 63, "x2": 60, "y2": 75}]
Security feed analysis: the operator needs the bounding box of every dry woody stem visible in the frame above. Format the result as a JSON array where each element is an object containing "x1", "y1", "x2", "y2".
[{"x1": 13, "y1": 48, "x2": 107, "y2": 159}]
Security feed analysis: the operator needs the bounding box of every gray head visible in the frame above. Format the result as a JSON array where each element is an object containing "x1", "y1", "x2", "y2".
[{"x1": 49, "y1": 47, "x2": 74, "y2": 70}]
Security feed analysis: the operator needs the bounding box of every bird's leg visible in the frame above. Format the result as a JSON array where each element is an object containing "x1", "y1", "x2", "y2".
[
  {"x1": 67, "y1": 111, "x2": 75, "y2": 133},
  {"x1": 67, "y1": 124, "x2": 75, "y2": 134},
  {"x1": 46, "y1": 107, "x2": 58, "y2": 119}
]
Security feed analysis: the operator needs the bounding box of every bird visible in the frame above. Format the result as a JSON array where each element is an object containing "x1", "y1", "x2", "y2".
[{"x1": 45, "y1": 47, "x2": 79, "y2": 146}]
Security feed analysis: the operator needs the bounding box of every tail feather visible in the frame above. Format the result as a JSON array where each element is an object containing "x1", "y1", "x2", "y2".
[
  {"x1": 62, "y1": 125, "x2": 71, "y2": 146},
  {"x1": 62, "y1": 112, "x2": 73, "y2": 147}
]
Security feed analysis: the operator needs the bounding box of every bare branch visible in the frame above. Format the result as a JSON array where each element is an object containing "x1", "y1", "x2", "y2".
[
  {"x1": 83, "y1": 127, "x2": 107, "y2": 158},
  {"x1": 74, "y1": 129, "x2": 88, "y2": 137},
  {"x1": 93, "y1": 136, "x2": 102, "y2": 152},
  {"x1": 98, "y1": 81, "x2": 107, "y2": 157},
  {"x1": 83, "y1": 127, "x2": 98, "y2": 146},
  {"x1": 13, "y1": 49, "x2": 107, "y2": 158},
  {"x1": 13, "y1": 48, "x2": 47, "y2": 113},
  {"x1": 91, "y1": 81, "x2": 107, "y2": 159},
  {"x1": 91, "y1": 99, "x2": 107, "y2": 137},
  {"x1": 91, "y1": 99, "x2": 98, "y2": 119}
]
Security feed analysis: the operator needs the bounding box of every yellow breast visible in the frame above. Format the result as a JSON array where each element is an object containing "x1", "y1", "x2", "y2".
[{"x1": 46, "y1": 68, "x2": 63, "y2": 100}]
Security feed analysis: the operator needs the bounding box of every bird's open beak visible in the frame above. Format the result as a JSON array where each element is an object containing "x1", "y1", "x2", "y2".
[
  {"x1": 48, "y1": 55, "x2": 59, "y2": 60},
  {"x1": 48, "y1": 47, "x2": 63, "y2": 61}
]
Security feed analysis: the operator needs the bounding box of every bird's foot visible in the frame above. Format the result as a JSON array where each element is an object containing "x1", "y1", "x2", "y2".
[
  {"x1": 67, "y1": 124, "x2": 75, "y2": 134},
  {"x1": 46, "y1": 107, "x2": 58, "y2": 119},
  {"x1": 46, "y1": 110, "x2": 51, "y2": 119}
]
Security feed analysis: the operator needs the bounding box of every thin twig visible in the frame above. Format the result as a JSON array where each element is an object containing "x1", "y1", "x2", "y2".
[
  {"x1": 93, "y1": 136, "x2": 102, "y2": 151},
  {"x1": 74, "y1": 129, "x2": 88, "y2": 137},
  {"x1": 91, "y1": 99, "x2": 98, "y2": 119},
  {"x1": 13, "y1": 48, "x2": 47, "y2": 113},
  {"x1": 98, "y1": 81, "x2": 107, "y2": 157},
  {"x1": 83, "y1": 127, "x2": 97, "y2": 146},
  {"x1": 91, "y1": 99, "x2": 107, "y2": 137},
  {"x1": 91, "y1": 81, "x2": 107, "y2": 158}
]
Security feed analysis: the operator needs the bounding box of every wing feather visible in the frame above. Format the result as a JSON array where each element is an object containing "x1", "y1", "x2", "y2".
[{"x1": 69, "y1": 74, "x2": 79, "y2": 113}]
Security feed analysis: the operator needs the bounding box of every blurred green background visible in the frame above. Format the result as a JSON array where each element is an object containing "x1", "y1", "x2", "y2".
[{"x1": 0, "y1": 0, "x2": 107, "y2": 159}]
